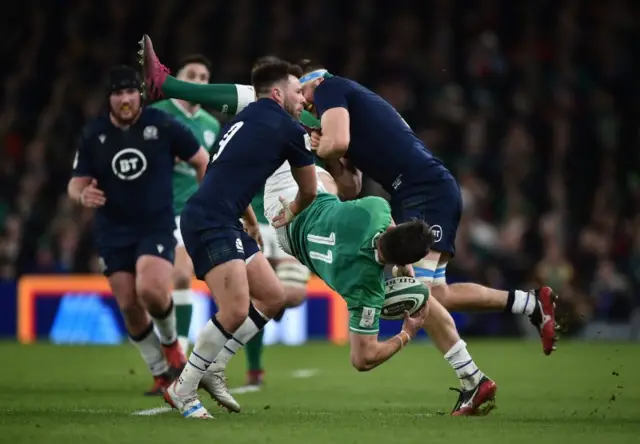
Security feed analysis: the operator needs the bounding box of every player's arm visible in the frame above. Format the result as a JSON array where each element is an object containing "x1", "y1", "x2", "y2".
[
  {"x1": 187, "y1": 146, "x2": 209, "y2": 182},
  {"x1": 287, "y1": 129, "x2": 319, "y2": 215},
  {"x1": 169, "y1": 119, "x2": 208, "y2": 182},
  {"x1": 349, "y1": 306, "x2": 427, "y2": 372},
  {"x1": 322, "y1": 157, "x2": 362, "y2": 200},
  {"x1": 67, "y1": 129, "x2": 106, "y2": 208},
  {"x1": 316, "y1": 108, "x2": 350, "y2": 159},
  {"x1": 312, "y1": 82, "x2": 351, "y2": 159},
  {"x1": 242, "y1": 204, "x2": 263, "y2": 248}
]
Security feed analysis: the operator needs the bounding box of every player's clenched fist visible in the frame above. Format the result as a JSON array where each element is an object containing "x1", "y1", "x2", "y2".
[
  {"x1": 310, "y1": 130, "x2": 321, "y2": 149},
  {"x1": 80, "y1": 179, "x2": 106, "y2": 208}
]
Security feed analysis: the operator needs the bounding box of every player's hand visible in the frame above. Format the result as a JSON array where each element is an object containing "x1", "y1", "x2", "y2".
[
  {"x1": 401, "y1": 304, "x2": 428, "y2": 338},
  {"x1": 392, "y1": 264, "x2": 415, "y2": 278},
  {"x1": 80, "y1": 179, "x2": 106, "y2": 208},
  {"x1": 310, "y1": 130, "x2": 321, "y2": 150},
  {"x1": 245, "y1": 223, "x2": 264, "y2": 249},
  {"x1": 271, "y1": 196, "x2": 296, "y2": 228}
]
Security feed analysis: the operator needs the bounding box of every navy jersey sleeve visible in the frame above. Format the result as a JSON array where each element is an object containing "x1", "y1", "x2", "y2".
[
  {"x1": 286, "y1": 123, "x2": 315, "y2": 168},
  {"x1": 72, "y1": 126, "x2": 94, "y2": 177},
  {"x1": 168, "y1": 118, "x2": 200, "y2": 161},
  {"x1": 313, "y1": 78, "x2": 350, "y2": 116}
]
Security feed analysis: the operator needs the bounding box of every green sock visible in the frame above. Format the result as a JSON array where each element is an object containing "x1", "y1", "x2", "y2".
[
  {"x1": 245, "y1": 329, "x2": 264, "y2": 372},
  {"x1": 172, "y1": 289, "x2": 192, "y2": 349},
  {"x1": 160, "y1": 76, "x2": 321, "y2": 128}
]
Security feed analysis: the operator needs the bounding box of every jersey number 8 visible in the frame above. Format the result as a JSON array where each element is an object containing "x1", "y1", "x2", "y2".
[{"x1": 211, "y1": 121, "x2": 244, "y2": 163}]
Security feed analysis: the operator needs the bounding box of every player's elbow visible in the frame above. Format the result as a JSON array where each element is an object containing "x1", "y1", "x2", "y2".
[
  {"x1": 350, "y1": 350, "x2": 376, "y2": 372},
  {"x1": 320, "y1": 138, "x2": 349, "y2": 160}
]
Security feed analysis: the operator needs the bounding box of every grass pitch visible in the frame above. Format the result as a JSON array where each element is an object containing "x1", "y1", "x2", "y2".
[{"x1": 1, "y1": 340, "x2": 638, "y2": 444}]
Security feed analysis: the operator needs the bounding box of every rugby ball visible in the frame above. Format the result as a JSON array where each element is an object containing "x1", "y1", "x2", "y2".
[{"x1": 381, "y1": 277, "x2": 429, "y2": 320}]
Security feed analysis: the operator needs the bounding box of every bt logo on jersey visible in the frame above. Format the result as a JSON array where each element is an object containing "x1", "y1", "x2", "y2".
[
  {"x1": 111, "y1": 148, "x2": 148, "y2": 180},
  {"x1": 430, "y1": 225, "x2": 443, "y2": 243}
]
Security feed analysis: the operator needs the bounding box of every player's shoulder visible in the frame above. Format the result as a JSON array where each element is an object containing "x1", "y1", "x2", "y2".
[
  {"x1": 358, "y1": 196, "x2": 392, "y2": 213},
  {"x1": 141, "y1": 106, "x2": 176, "y2": 124},
  {"x1": 141, "y1": 106, "x2": 190, "y2": 135},
  {"x1": 80, "y1": 114, "x2": 110, "y2": 141},
  {"x1": 148, "y1": 99, "x2": 173, "y2": 112}
]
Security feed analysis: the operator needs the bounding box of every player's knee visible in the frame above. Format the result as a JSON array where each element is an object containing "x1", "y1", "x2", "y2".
[
  {"x1": 136, "y1": 276, "x2": 170, "y2": 312},
  {"x1": 276, "y1": 261, "x2": 310, "y2": 308},
  {"x1": 218, "y1": 301, "x2": 250, "y2": 332},
  {"x1": 119, "y1": 297, "x2": 147, "y2": 328},
  {"x1": 172, "y1": 269, "x2": 192, "y2": 290}
]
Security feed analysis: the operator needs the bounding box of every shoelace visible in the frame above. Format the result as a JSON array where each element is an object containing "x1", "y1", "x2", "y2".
[
  {"x1": 449, "y1": 387, "x2": 465, "y2": 413},
  {"x1": 212, "y1": 372, "x2": 229, "y2": 389}
]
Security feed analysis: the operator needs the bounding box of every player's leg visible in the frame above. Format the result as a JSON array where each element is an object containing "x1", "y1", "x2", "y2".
[
  {"x1": 408, "y1": 179, "x2": 558, "y2": 355},
  {"x1": 172, "y1": 216, "x2": 194, "y2": 353},
  {"x1": 102, "y1": 247, "x2": 172, "y2": 396},
  {"x1": 139, "y1": 34, "x2": 253, "y2": 111},
  {"x1": 415, "y1": 250, "x2": 497, "y2": 416},
  {"x1": 392, "y1": 184, "x2": 497, "y2": 415},
  {"x1": 165, "y1": 227, "x2": 253, "y2": 419},
  {"x1": 428, "y1": 260, "x2": 558, "y2": 352},
  {"x1": 136, "y1": 233, "x2": 186, "y2": 373},
  {"x1": 246, "y1": 225, "x2": 311, "y2": 386},
  {"x1": 242, "y1": 223, "x2": 276, "y2": 387},
  {"x1": 200, "y1": 232, "x2": 287, "y2": 411}
]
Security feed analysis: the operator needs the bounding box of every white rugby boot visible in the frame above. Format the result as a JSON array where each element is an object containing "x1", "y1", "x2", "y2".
[
  {"x1": 164, "y1": 381, "x2": 213, "y2": 419},
  {"x1": 199, "y1": 368, "x2": 241, "y2": 413}
]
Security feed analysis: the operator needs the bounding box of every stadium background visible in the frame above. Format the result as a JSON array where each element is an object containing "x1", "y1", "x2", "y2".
[{"x1": 0, "y1": 0, "x2": 639, "y2": 344}]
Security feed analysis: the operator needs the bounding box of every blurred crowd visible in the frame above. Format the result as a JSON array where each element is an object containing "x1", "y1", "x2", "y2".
[{"x1": 0, "y1": 0, "x2": 638, "y2": 331}]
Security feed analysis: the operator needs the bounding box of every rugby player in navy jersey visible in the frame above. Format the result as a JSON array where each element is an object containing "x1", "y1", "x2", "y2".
[
  {"x1": 297, "y1": 60, "x2": 559, "y2": 415},
  {"x1": 163, "y1": 58, "x2": 318, "y2": 419},
  {"x1": 67, "y1": 66, "x2": 210, "y2": 396}
]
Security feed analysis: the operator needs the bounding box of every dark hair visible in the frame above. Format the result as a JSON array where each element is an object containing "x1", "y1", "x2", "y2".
[
  {"x1": 378, "y1": 219, "x2": 435, "y2": 265},
  {"x1": 296, "y1": 59, "x2": 325, "y2": 75},
  {"x1": 252, "y1": 55, "x2": 285, "y2": 70},
  {"x1": 251, "y1": 59, "x2": 302, "y2": 96},
  {"x1": 176, "y1": 54, "x2": 212, "y2": 74}
]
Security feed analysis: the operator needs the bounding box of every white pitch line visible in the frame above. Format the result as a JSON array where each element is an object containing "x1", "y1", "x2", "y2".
[
  {"x1": 229, "y1": 385, "x2": 261, "y2": 394},
  {"x1": 291, "y1": 368, "x2": 319, "y2": 378},
  {"x1": 131, "y1": 406, "x2": 173, "y2": 416}
]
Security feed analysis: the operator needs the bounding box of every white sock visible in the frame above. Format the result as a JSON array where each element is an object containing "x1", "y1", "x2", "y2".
[
  {"x1": 209, "y1": 304, "x2": 269, "y2": 372},
  {"x1": 152, "y1": 299, "x2": 178, "y2": 345},
  {"x1": 175, "y1": 318, "x2": 230, "y2": 395},
  {"x1": 129, "y1": 324, "x2": 169, "y2": 376},
  {"x1": 512, "y1": 289, "x2": 536, "y2": 316},
  {"x1": 444, "y1": 340, "x2": 484, "y2": 391}
]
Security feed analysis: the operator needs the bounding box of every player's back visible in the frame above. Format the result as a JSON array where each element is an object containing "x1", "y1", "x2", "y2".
[
  {"x1": 288, "y1": 193, "x2": 391, "y2": 296},
  {"x1": 185, "y1": 98, "x2": 312, "y2": 229},
  {"x1": 314, "y1": 76, "x2": 452, "y2": 193},
  {"x1": 74, "y1": 107, "x2": 191, "y2": 235}
]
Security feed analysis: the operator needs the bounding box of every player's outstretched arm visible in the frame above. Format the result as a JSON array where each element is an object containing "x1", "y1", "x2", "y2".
[{"x1": 349, "y1": 306, "x2": 427, "y2": 371}]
